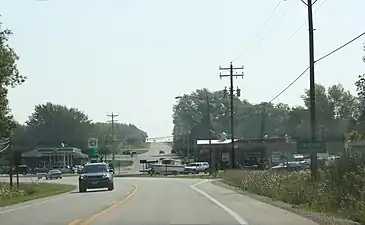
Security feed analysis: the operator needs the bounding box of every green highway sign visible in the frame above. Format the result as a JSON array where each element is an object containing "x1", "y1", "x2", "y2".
[
  {"x1": 297, "y1": 140, "x2": 327, "y2": 154},
  {"x1": 92, "y1": 148, "x2": 98, "y2": 156}
]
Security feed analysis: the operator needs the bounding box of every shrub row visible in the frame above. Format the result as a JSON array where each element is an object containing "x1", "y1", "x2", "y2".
[
  {"x1": 223, "y1": 152, "x2": 365, "y2": 224},
  {"x1": 0, "y1": 183, "x2": 27, "y2": 199}
]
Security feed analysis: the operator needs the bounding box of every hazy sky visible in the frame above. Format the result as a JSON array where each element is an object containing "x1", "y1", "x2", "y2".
[{"x1": 1, "y1": 0, "x2": 364, "y2": 138}]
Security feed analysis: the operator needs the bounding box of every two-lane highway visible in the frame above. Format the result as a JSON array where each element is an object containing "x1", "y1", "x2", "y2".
[{"x1": 0, "y1": 176, "x2": 318, "y2": 225}]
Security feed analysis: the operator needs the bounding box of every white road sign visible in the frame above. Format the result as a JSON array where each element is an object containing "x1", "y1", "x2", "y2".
[
  {"x1": 221, "y1": 152, "x2": 229, "y2": 162},
  {"x1": 88, "y1": 138, "x2": 99, "y2": 149}
]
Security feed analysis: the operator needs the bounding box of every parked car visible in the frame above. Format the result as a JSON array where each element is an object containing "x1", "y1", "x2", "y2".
[
  {"x1": 73, "y1": 165, "x2": 83, "y2": 174},
  {"x1": 46, "y1": 169, "x2": 62, "y2": 180},
  {"x1": 184, "y1": 162, "x2": 210, "y2": 174},
  {"x1": 108, "y1": 163, "x2": 114, "y2": 174},
  {"x1": 9, "y1": 165, "x2": 30, "y2": 175},
  {"x1": 53, "y1": 165, "x2": 73, "y2": 174}
]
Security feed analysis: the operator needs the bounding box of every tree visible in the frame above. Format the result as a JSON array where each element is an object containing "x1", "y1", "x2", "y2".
[
  {"x1": 26, "y1": 102, "x2": 93, "y2": 149},
  {"x1": 0, "y1": 20, "x2": 26, "y2": 138},
  {"x1": 173, "y1": 83, "x2": 358, "y2": 153}
]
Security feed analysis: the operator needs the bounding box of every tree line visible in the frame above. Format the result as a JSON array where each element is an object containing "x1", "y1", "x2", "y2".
[
  {"x1": 11, "y1": 102, "x2": 148, "y2": 153},
  {"x1": 0, "y1": 20, "x2": 147, "y2": 154},
  {"x1": 172, "y1": 45, "x2": 365, "y2": 154}
]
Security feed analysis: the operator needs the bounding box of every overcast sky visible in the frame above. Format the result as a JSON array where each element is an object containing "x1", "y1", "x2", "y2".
[{"x1": 1, "y1": 0, "x2": 364, "y2": 138}]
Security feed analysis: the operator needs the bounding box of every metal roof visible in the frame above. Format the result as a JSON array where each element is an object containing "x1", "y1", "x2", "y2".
[{"x1": 197, "y1": 139, "x2": 239, "y2": 145}]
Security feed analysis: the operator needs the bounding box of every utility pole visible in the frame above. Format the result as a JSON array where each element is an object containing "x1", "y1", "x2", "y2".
[
  {"x1": 9, "y1": 131, "x2": 13, "y2": 189},
  {"x1": 105, "y1": 135, "x2": 108, "y2": 161},
  {"x1": 302, "y1": 0, "x2": 317, "y2": 179},
  {"x1": 107, "y1": 113, "x2": 118, "y2": 166},
  {"x1": 219, "y1": 62, "x2": 244, "y2": 169},
  {"x1": 259, "y1": 107, "x2": 266, "y2": 138}
]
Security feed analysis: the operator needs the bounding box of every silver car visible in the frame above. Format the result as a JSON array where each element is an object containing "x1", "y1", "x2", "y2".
[{"x1": 46, "y1": 169, "x2": 62, "y2": 180}]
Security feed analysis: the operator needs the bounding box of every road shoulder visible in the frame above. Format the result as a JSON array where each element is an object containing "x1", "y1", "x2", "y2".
[
  {"x1": 192, "y1": 180, "x2": 319, "y2": 225},
  {"x1": 211, "y1": 180, "x2": 358, "y2": 225}
]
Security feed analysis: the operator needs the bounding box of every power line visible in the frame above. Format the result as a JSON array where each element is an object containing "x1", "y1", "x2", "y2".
[
  {"x1": 268, "y1": 30, "x2": 365, "y2": 103},
  {"x1": 283, "y1": 0, "x2": 328, "y2": 44},
  {"x1": 232, "y1": 0, "x2": 285, "y2": 62},
  {"x1": 255, "y1": 0, "x2": 283, "y2": 38},
  {"x1": 269, "y1": 66, "x2": 309, "y2": 103},
  {"x1": 316, "y1": 31, "x2": 365, "y2": 63}
]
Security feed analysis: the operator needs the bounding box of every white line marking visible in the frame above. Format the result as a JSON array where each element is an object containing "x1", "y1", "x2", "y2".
[
  {"x1": 0, "y1": 191, "x2": 72, "y2": 214},
  {"x1": 191, "y1": 181, "x2": 248, "y2": 225},
  {"x1": 190, "y1": 179, "x2": 210, "y2": 187}
]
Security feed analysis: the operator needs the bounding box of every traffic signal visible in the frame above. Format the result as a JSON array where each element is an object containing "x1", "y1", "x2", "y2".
[{"x1": 236, "y1": 87, "x2": 241, "y2": 97}]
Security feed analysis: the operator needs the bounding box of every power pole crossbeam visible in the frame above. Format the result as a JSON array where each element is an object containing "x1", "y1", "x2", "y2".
[{"x1": 219, "y1": 62, "x2": 244, "y2": 169}]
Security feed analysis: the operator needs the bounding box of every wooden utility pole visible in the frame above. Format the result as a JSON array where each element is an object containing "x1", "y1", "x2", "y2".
[
  {"x1": 219, "y1": 62, "x2": 244, "y2": 169},
  {"x1": 301, "y1": 0, "x2": 317, "y2": 179},
  {"x1": 107, "y1": 113, "x2": 118, "y2": 166}
]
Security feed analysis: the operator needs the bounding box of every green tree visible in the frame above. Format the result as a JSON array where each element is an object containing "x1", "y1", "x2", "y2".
[
  {"x1": 26, "y1": 102, "x2": 93, "y2": 149},
  {"x1": 173, "y1": 83, "x2": 357, "y2": 150},
  {"x1": 0, "y1": 20, "x2": 26, "y2": 138},
  {"x1": 92, "y1": 122, "x2": 147, "y2": 154}
]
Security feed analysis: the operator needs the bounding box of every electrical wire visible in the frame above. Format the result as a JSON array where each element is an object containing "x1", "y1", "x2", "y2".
[
  {"x1": 269, "y1": 66, "x2": 310, "y2": 103},
  {"x1": 268, "y1": 30, "x2": 365, "y2": 103},
  {"x1": 232, "y1": 0, "x2": 284, "y2": 62},
  {"x1": 315, "y1": 31, "x2": 365, "y2": 63},
  {"x1": 283, "y1": 0, "x2": 328, "y2": 44},
  {"x1": 256, "y1": 0, "x2": 283, "y2": 39}
]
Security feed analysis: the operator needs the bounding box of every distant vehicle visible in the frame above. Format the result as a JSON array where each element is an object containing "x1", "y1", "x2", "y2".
[
  {"x1": 185, "y1": 162, "x2": 210, "y2": 174},
  {"x1": 122, "y1": 150, "x2": 131, "y2": 155},
  {"x1": 9, "y1": 165, "x2": 30, "y2": 175},
  {"x1": 159, "y1": 150, "x2": 165, "y2": 154},
  {"x1": 53, "y1": 165, "x2": 73, "y2": 174},
  {"x1": 78, "y1": 163, "x2": 114, "y2": 192},
  {"x1": 108, "y1": 163, "x2": 114, "y2": 174},
  {"x1": 131, "y1": 151, "x2": 137, "y2": 156},
  {"x1": 73, "y1": 165, "x2": 83, "y2": 174},
  {"x1": 46, "y1": 169, "x2": 62, "y2": 180}
]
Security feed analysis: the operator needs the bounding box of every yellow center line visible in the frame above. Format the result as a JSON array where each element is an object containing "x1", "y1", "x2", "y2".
[
  {"x1": 108, "y1": 200, "x2": 117, "y2": 205},
  {"x1": 75, "y1": 185, "x2": 138, "y2": 225},
  {"x1": 68, "y1": 219, "x2": 82, "y2": 225}
]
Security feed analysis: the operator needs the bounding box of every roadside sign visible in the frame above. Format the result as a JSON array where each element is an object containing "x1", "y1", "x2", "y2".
[
  {"x1": 91, "y1": 148, "x2": 98, "y2": 156},
  {"x1": 297, "y1": 140, "x2": 327, "y2": 154},
  {"x1": 221, "y1": 152, "x2": 229, "y2": 162},
  {"x1": 88, "y1": 138, "x2": 98, "y2": 149}
]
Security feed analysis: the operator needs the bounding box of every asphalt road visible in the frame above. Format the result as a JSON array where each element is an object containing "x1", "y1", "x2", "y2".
[{"x1": 0, "y1": 176, "x2": 318, "y2": 225}]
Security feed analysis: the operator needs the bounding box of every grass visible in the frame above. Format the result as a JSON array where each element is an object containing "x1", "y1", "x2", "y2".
[
  {"x1": 0, "y1": 182, "x2": 75, "y2": 206},
  {"x1": 221, "y1": 162, "x2": 365, "y2": 225}
]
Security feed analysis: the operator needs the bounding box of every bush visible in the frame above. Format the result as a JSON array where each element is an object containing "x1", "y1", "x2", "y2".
[
  {"x1": 223, "y1": 152, "x2": 365, "y2": 224},
  {"x1": 0, "y1": 183, "x2": 27, "y2": 199}
]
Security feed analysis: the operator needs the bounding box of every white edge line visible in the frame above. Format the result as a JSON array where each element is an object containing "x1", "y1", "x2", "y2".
[
  {"x1": 190, "y1": 179, "x2": 210, "y2": 187},
  {"x1": 0, "y1": 191, "x2": 72, "y2": 214},
  {"x1": 190, "y1": 181, "x2": 249, "y2": 225}
]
